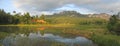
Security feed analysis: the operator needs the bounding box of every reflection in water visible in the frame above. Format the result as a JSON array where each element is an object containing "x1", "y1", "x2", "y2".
[
  {"x1": 2, "y1": 31, "x2": 95, "y2": 46},
  {"x1": 37, "y1": 27, "x2": 45, "y2": 36},
  {"x1": 36, "y1": 27, "x2": 45, "y2": 30}
]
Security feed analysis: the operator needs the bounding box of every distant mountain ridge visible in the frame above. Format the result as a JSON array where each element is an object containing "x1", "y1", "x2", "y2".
[
  {"x1": 45, "y1": 11, "x2": 87, "y2": 17},
  {"x1": 45, "y1": 11, "x2": 111, "y2": 20},
  {"x1": 88, "y1": 13, "x2": 111, "y2": 20}
]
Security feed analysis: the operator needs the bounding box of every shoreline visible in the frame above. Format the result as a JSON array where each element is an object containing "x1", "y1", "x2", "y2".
[{"x1": 0, "y1": 24, "x2": 75, "y2": 27}]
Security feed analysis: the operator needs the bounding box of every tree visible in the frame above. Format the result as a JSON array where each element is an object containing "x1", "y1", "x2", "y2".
[
  {"x1": 0, "y1": 9, "x2": 15, "y2": 24},
  {"x1": 39, "y1": 14, "x2": 45, "y2": 20},
  {"x1": 112, "y1": 23, "x2": 120, "y2": 34},
  {"x1": 23, "y1": 12, "x2": 31, "y2": 24},
  {"x1": 107, "y1": 15, "x2": 118, "y2": 31},
  {"x1": 107, "y1": 14, "x2": 120, "y2": 35},
  {"x1": 108, "y1": 15, "x2": 118, "y2": 25},
  {"x1": 13, "y1": 11, "x2": 16, "y2": 14},
  {"x1": 13, "y1": 13, "x2": 21, "y2": 24}
]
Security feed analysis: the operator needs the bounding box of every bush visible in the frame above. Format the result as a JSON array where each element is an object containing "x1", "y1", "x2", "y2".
[
  {"x1": 112, "y1": 23, "x2": 120, "y2": 34},
  {"x1": 107, "y1": 15, "x2": 120, "y2": 34},
  {"x1": 91, "y1": 34, "x2": 120, "y2": 46}
]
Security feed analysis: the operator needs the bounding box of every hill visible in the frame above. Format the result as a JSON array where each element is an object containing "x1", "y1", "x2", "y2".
[{"x1": 45, "y1": 11, "x2": 87, "y2": 17}]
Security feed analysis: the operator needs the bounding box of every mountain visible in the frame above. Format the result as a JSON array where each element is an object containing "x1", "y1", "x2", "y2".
[
  {"x1": 45, "y1": 11, "x2": 111, "y2": 20},
  {"x1": 45, "y1": 11, "x2": 87, "y2": 17},
  {"x1": 88, "y1": 13, "x2": 111, "y2": 20}
]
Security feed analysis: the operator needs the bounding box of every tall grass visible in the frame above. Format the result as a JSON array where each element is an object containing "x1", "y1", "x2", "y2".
[{"x1": 91, "y1": 34, "x2": 120, "y2": 46}]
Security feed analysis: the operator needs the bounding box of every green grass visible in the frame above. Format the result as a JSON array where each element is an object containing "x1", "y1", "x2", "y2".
[
  {"x1": 91, "y1": 34, "x2": 120, "y2": 46},
  {"x1": 0, "y1": 32, "x2": 8, "y2": 40}
]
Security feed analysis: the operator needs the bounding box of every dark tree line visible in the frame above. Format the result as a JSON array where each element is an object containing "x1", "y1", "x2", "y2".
[
  {"x1": 0, "y1": 9, "x2": 45, "y2": 25},
  {"x1": 0, "y1": 9, "x2": 15, "y2": 24}
]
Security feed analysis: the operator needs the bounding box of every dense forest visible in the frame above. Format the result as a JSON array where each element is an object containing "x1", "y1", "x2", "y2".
[{"x1": 0, "y1": 9, "x2": 47, "y2": 24}]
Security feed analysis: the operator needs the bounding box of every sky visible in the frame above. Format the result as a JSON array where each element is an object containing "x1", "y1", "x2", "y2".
[{"x1": 0, "y1": 0, "x2": 120, "y2": 15}]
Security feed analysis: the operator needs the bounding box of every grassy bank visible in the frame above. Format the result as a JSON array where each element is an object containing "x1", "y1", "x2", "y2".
[
  {"x1": 91, "y1": 34, "x2": 120, "y2": 46},
  {"x1": 0, "y1": 24, "x2": 74, "y2": 27}
]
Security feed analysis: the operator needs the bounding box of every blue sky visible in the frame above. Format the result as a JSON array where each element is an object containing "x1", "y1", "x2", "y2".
[
  {"x1": 0, "y1": 0, "x2": 22, "y2": 13},
  {"x1": 0, "y1": 0, "x2": 120, "y2": 15}
]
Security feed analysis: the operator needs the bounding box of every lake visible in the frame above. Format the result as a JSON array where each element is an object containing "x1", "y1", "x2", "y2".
[{"x1": 0, "y1": 26, "x2": 96, "y2": 46}]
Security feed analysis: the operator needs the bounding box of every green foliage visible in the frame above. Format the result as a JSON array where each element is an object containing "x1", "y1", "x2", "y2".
[
  {"x1": 108, "y1": 15, "x2": 118, "y2": 25},
  {"x1": 39, "y1": 14, "x2": 45, "y2": 20},
  {"x1": 0, "y1": 9, "x2": 45, "y2": 24},
  {"x1": 111, "y1": 23, "x2": 120, "y2": 34},
  {"x1": 0, "y1": 9, "x2": 15, "y2": 24},
  {"x1": 22, "y1": 12, "x2": 31, "y2": 24},
  {"x1": 92, "y1": 34, "x2": 120, "y2": 46},
  {"x1": 46, "y1": 17, "x2": 107, "y2": 25},
  {"x1": 107, "y1": 14, "x2": 120, "y2": 34}
]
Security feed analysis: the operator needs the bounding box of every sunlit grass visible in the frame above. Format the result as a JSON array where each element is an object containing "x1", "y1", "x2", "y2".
[{"x1": 91, "y1": 34, "x2": 120, "y2": 46}]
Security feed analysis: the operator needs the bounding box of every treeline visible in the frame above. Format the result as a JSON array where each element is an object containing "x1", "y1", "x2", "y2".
[
  {"x1": 0, "y1": 9, "x2": 45, "y2": 25},
  {"x1": 0, "y1": 9, "x2": 15, "y2": 24}
]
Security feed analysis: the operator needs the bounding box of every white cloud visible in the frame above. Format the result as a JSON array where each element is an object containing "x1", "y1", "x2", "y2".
[
  {"x1": 55, "y1": 4, "x2": 96, "y2": 14},
  {"x1": 12, "y1": 0, "x2": 120, "y2": 15}
]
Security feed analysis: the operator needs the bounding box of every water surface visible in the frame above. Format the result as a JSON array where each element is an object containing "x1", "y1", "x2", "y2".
[{"x1": 0, "y1": 26, "x2": 96, "y2": 46}]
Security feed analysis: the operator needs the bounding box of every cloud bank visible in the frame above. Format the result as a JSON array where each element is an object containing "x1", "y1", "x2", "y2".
[{"x1": 12, "y1": 0, "x2": 120, "y2": 15}]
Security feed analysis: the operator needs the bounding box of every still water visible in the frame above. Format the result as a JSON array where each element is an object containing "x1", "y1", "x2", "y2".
[{"x1": 0, "y1": 26, "x2": 96, "y2": 46}]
